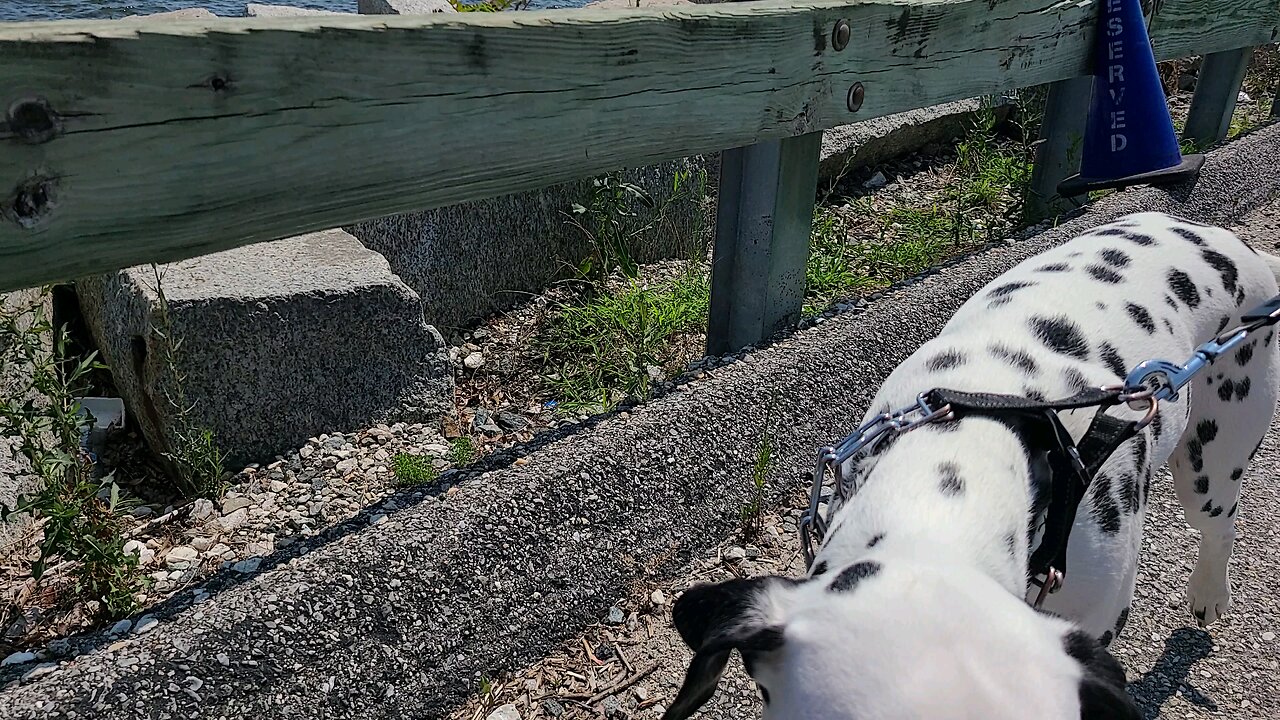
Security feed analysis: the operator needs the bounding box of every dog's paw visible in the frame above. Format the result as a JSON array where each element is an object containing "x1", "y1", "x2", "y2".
[{"x1": 1187, "y1": 569, "x2": 1232, "y2": 627}]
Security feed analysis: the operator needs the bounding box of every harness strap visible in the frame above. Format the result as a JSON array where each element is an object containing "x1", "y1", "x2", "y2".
[{"x1": 923, "y1": 386, "x2": 1143, "y2": 582}]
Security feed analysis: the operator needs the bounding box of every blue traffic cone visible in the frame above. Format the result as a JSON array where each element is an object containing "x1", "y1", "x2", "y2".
[{"x1": 1057, "y1": 0, "x2": 1203, "y2": 197}]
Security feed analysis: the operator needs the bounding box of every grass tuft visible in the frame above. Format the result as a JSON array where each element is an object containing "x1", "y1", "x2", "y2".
[{"x1": 392, "y1": 453, "x2": 439, "y2": 486}]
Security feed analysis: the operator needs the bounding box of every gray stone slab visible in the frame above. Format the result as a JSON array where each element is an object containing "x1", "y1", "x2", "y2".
[
  {"x1": 345, "y1": 157, "x2": 710, "y2": 329},
  {"x1": 357, "y1": 0, "x2": 454, "y2": 13},
  {"x1": 5, "y1": 122, "x2": 1278, "y2": 719},
  {"x1": 819, "y1": 96, "x2": 1016, "y2": 181},
  {"x1": 76, "y1": 229, "x2": 453, "y2": 468},
  {"x1": 246, "y1": 3, "x2": 350, "y2": 16}
]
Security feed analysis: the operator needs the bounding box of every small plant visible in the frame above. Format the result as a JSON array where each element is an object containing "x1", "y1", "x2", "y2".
[
  {"x1": 739, "y1": 396, "x2": 778, "y2": 539},
  {"x1": 566, "y1": 168, "x2": 708, "y2": 283},
  {"x1": 448, "y1": 436, "x2": 476, "y2": 465},
  {"x1": 0, "y1": 289, "x2": 144, "y2": 620},
  {"x1": 147, "y1": 265, "x2": 227, "y2": 499},
  {"x1": 392, "y1": 452, "x2": 439, "y2": 486}
]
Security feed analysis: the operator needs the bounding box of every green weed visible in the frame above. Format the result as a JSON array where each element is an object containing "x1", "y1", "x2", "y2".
[
  {"x1": 449, "y1": 437, "x2": 476, "y2": 465},
  {"x1": 805, "y1": 112, "x2": 1034, "y2": 313},
  {"x1": 540, "y1": 268, "x2": 709, "y2": 412},
  {"x1": 739, "y1": 400, "x2": 777, "y2": 539},
  {"x1": 392, "y1": 453, "x2": 439, "y2": 486},
  {"x1": 147, "y1": 266, "x2": 227, "y2": 499},
  {"x1": 0, "y1": 290, "x2": 144, "y2": 619}
]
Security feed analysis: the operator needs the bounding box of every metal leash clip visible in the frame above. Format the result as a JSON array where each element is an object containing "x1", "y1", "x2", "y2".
[{"x1": 799, "y1": 392, "x2": 953, "y2": 565}]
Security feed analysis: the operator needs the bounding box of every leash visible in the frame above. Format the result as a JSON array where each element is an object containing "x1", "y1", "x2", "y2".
[{"x1": 799, "y1": 293, "x2": 1280, "y2": 607}]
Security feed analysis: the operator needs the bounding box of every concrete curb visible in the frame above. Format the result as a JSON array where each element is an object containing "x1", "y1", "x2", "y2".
[{"x1": 4, "y1": 123, "x2": 1279, "y2": 718}]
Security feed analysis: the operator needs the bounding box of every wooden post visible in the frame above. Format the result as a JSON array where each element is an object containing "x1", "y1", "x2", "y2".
[
  {"x1": 1026, "y1": 76, "x2": 1094, "y2": 220},
  {"x1": 1183, "y1": 46, "x2": 1254, "y2": 148},
  {"x1": 706, "y1": 132, "x2": 822, "y2": 356}
]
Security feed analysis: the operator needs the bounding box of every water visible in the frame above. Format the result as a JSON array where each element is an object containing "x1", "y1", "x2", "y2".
[{"x1": 0, "y1": 0, "x2": 582, "y2": 22}]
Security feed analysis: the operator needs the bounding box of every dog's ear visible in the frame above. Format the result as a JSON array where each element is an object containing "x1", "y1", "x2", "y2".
[
  {"x1": 1064, "y1": 631, "x2": 1141, "y2": 720},
  {"x1": 662, "y1": 577, "x2": 794, "y2": 720}
]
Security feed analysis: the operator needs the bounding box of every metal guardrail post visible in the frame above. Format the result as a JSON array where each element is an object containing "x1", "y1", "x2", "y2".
[
  {"x1": 1271, "y1": 88, "x2": 1280, "y2": 119},
  {"x1": 1026, "y1": 76, "x2": 1094, "y2": 220},
  {"x1": 706, "y1": 132, "x2": 822, "y2": 356},
  {"x1": 1184, "y1": 46, "x2": 1255, "y2": 148}
]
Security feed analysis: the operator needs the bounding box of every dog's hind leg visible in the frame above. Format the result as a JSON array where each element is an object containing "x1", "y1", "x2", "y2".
[{"x1": 1168, "y1": 331, "x2": 1280, "y2": 627}]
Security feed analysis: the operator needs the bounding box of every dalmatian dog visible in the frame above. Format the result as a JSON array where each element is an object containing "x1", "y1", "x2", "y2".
[{"x1": 665, "y1": 212, "x2": 1280, "y2": 720}]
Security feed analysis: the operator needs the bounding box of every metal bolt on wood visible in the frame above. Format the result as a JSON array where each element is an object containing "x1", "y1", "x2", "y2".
[
  {"x1": 832, "y1": 20, "x2": 850, "y2": 51},
  {"x1": 847, "y1": 82, "x2": 865, "y2": 112}
]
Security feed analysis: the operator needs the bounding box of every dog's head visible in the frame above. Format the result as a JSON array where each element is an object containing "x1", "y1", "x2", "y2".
[{"x1": 663, "y1": 559, "x2": 1139, "y2": 720}]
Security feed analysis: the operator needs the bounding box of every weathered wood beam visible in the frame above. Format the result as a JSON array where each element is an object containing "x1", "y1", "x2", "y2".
[{"x1": 2, "y1": 1, "x2": 1278, "y2": 291}]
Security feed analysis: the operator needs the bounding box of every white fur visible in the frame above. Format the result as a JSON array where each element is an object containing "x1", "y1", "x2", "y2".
[{"x1": 668, "y1": 212, "x2": 1280, "y2": 720}]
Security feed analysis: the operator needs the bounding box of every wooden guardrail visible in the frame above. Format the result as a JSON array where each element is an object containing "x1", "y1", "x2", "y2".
[{"x1": 1, "y1": 0, "x2": 1278, "y2": 351}]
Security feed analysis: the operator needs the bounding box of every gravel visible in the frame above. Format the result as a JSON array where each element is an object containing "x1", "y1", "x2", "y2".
[{"x1": 1, "y1": 122, "x2": 1279, "y2": 719}]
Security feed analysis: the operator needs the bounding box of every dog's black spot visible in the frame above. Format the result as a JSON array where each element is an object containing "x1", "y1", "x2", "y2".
[
  {"x1": 926, "y1": 350, "x2": 967, "y2": 372},
  {"x1": 1164, "y1": 318, "x2": 1176, "y2": 334},
  {"x1": 1095, "y1": 227, "x2": 1156, "y2": 246},
  {"x1": 1099, "y1": 630, "x2": 1114, "y2": 647},
  {"x1": 1216, "y1": 315, "x2": 1233, "y2": 334},
  {"x1": 1151, "y1": 408, "x2": 1164, "y2": 442},
  {"x1": 1167, "y1": 269, "x2": 1201, "y2": 308},
  {"x1": 1197, "y1": 419, "x2": 1218, "y2": 444},
  {"x1": 1208, "y1": 503, "x2": 1223, "y2": 517},
  {"x1": 1099, "y1": 249, "x2": 1131, "y2": 268},
  {"x1": 867, "y1": 533, "x2": 885, "y2": 548},
  {"x1": 1218, "y1": 378, "x2": 1235, "y2": 402},
  {"x1": 1206, "y1": 286, "x2": 1214, "y2": 297},
  {"x1": 938, "y1": 462, "x2": 964, "y2": 495},
  {"x1": 989, "y1": 281, "x2": 1035, "y2": 300},
  {"x1": 1235, "y1": 341, "x2": 1254, "y2": 366},
  {"x1": 1171, "y1": 227, "x2": 1206, "y2": 246},
  {"x1": 1087, "y1": 264, "x2": 1124, "y2": 284},
  {"x1": 1200, "y1": 248, "x2": 1239, "y2": 293},
  {"x1": 1023, "y1": 386, "x2": 1048, "y2": 402},
  {"x1": 1117, "y1": 472, "x2": 1139, "y2": 514},
  {"x1": 1200, "y1": 500, "x2": 1224, "y2": 517},
  {"x1": 1228, "y1": 502, "x2": 1238, "y2": 517},
  {"x1": 1096, "y1": 302, "x2": 1109, "y2": 311},
  {"x1": 1093, "y1": 491, "x2": 1122, "y2": 534},
  {"x1": 1038, "y1": 262, "x2": 1071, "y2": 273},
  {"x1": 1114, "y1": 606, "x2": 1131, "y2": 637},
  {"x1": 1164, "y1": 294, "x2": 1179, "y2": 310},
  {"x1": 927, "y1": 421, "x2": 961, "y2": 433},
  {"x1": 1099, "y1": 343, "x2": 1127, "y2": 379},
  {"x1": 1236, "y1": 376, "x2": 1252, "y2": 401},
  {"x1": 1194, "y1": 476, "x2": 1210, "y2": 494},
  {"x1": 989, "y1": 344, "x2": 1040, "y2": 375},
  {"x1": 1031, "y1": 316, "x2": 1090, "y2": 360},
  {"x1": 1188, "y1": 438, "x2": 1205, "y2": 473},
  {"x1": 1125, "y1": 303, "x2": 1156, "y2": 334},
  {"x1": 1004, "y1": 531, "x2": 1017, "y2": 556},
  {"x1": 1132, "y1": 436, "x2": 1148, "y2": 473},
  {"x1": 829, "y1": 560, "x2": 882, "y2": 593},
  {"x1": 1062, "y1": 367, "x2": 1091, "y2": 393},
  {"x1": 810, "y1": 560, "x2": 829, "y2": 577},
  {"x1": 1231, "y1": 467, "x2": 1244, "y2": 481},
  {"x1": 1235, "y1": 286, "x2": 1247, "y2": 306},
  {"x1": 1266, "y1": 331, "x2": 1274, "y2": 345},
  {"x1": 1207, "y1": 376, "x2": 1214, "y2": 386},
  {"x1": 1251, "y1": 436, "x2": 1265, "y2": 460},
  {"x1": 1194, "y1": 607, "x2": 1208, "y2": 622}
]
